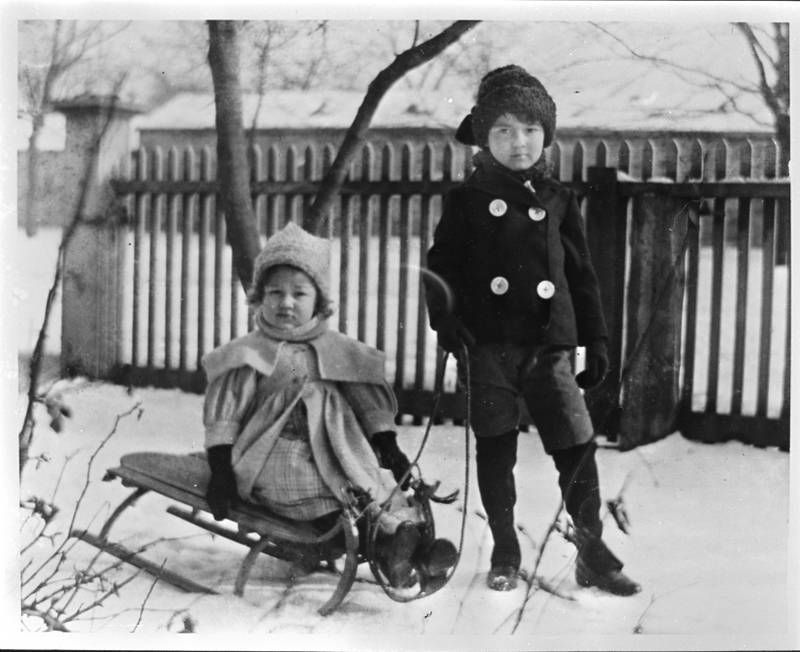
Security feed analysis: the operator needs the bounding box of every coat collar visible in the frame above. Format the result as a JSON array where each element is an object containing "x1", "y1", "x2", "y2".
[
  {"x1": 202, "y1": 327, "x2": 386, "y2": 385},
  {"x1": 466, "y1": 151, "x2": 556, "y2": 206}
]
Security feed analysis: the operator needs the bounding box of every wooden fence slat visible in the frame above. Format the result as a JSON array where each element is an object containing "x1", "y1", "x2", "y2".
[
  {"x1": 165, "y1": 148, "x2": 180, "y2": 370},
  {"x1": 357, "y1": 145, "x2": 373, "y2": 343},
  {"x1": 213, "y1": 208, "x2": 225, "y2": 348},
  {"x1": 338, "y1": 194, "x2": 353, "y2": 334},
  {"x1": 415, "y1": 193, "x2": 432, "y2": 406},
  {"x1": 179, "y1": 147, "x2": 197, "y2": 373},
  {"x1": 376, "y1": 144, "x2": 393, "y2": 353},
  {"x1": 682, "y1": 202, "x2": 701, "y2": 410},
  {"x1": 415, "y1": 144, "x2": 435, "y2": 405},
  {"x1": 147, "y1": 148, "x2": 165, "y2": 369},
  {"x1": 779, "y1": 198, "x2": 790, "y2": 421},
  {"x1": 132, "y1": 194, "x2": 145, "y2": 367},
  {"x1": 197, "y1": 147, "x2": 213, "y2": 368},
  {"x1": 132, "y1": 147, "x2": 148, "y2": 369},
  {"x1": 730, "y1": 197, "x2": 751, "y2": 415},
  {"x1": 705, "y1": 197, "x2": 726, "y2": 413},
  {"x1": 179, "y1": 191, "x2": 193, "y2": 373},
  {"x1": 394, "y1": 145, "x2": 413, "y2": 391},
  {"x1": 755, "y1": 199, "x2": 775, "y2": 417},
  {"x1": 357, "y1": 195, "x2": 370, "y2": 342},
  {"x1": 395, "y1": 197, "x2": 410, "y2": 390}
]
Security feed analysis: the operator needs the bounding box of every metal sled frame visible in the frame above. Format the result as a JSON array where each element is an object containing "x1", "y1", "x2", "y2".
[{"x1": 70, "y1": 452, "x2": 362, "y2": 616}]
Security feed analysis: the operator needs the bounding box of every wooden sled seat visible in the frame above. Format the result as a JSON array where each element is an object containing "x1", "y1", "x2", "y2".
[{"x1": 71, "y1": 451, "x2": 361, "y2": 616}]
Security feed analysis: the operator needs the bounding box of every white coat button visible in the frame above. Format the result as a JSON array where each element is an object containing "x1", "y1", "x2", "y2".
[
  {"x1": 489, "y1": 199, "x2": 507, "y2": 217},
  {"x1": 537, "y1": 280, "x2": 555, "y2": 299},
  {"x1": 528, "y1": 207, "x2": 547, "y2": 222},
  {"x1": 490, "y1": 276, "x2": 509, "y2": 295}
]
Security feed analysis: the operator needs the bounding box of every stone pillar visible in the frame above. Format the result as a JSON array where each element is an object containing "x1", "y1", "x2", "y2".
[{"x1": 56, "y1": 95, "x2": 141, "y2": 379}]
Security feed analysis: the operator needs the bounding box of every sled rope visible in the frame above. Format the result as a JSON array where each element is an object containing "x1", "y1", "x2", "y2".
[{"x1": 366, "y1": 342, "x2": 471, "y2": 602}]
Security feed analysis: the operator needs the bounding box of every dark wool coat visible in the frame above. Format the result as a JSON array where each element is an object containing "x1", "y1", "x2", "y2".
[{"x1": 425, "y1": 153, "x2": 607, "y2": 347}]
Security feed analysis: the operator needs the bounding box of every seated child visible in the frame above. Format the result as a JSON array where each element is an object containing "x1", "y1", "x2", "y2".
[{"x1": 202, "y1": 222, "x2": 456, "y2": 588}]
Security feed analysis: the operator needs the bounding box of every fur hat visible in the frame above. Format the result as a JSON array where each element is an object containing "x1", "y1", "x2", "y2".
[
  {"x1": 455, "y1": 65, "x2": 557, "y2": 148},
  {"x1": 250, "y1": 222, "x2": 331, "y2": 302}
]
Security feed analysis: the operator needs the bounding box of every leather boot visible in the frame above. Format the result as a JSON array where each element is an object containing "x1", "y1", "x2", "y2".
[
  {"x1": 573, "y1": 529, "x2": 641, "y2": 596},
  {"x1": 375, "y1": 521, "x2": 421, "y2": 588},
  {"x1": 476, "y1": 431, "x2": 521, "y2": 590},
  {"x1": 552, "y1": 441, "x2": 641, "y2": 597},
  {"x1": 414, "y1": 537, "x2": 458, "y2": 591}
]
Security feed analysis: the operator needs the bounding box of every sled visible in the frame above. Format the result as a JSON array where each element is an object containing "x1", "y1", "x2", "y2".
[{"x1": 70, "y1": 451, "x2": 363, "y2": 616}]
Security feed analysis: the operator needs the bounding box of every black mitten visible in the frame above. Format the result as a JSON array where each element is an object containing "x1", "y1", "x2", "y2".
[
  {"x1": 432, "y1": 314, "x2": 475, "y2": 354},
  {"x1": 206, "y1": 444, "x2": 237, "y2": 521},
  {"x1": 576, "y1": 339, "x2": 609, "y2": 389},
  {"x1": 372, "y1": 431, "x2": 412, "y2": 490}
]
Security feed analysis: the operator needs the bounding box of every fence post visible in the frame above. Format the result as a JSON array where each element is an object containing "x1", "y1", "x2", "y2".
[
  {"x1": 584, "y1": 167, "x2": 626, "y2": 437},
  {"x1": 56, "y1": 95, "x2": 141, "y2": 379},
  {"x1": 619, "y1": 191, "x2": 688, "y2": 449}
]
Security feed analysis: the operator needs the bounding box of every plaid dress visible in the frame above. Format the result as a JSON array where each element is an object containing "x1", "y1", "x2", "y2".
[{"x1": 251, "y1": 402, "x2": 340, "y2": 519}]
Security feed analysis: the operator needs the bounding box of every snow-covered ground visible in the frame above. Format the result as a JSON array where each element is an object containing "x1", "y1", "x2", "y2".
[
  {"x1": 6, "y1": 229, "x2": 798, "y2": 650},
  {"x1": 10, "y1": 377, "x2": 798, "y2": 650}
]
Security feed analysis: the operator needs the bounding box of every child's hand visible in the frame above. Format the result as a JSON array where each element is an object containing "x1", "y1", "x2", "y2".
[
  {"x1": 206, "y1": 445, "x2": 238, "y2": 521},
  {"x1": 371, "y1": 431, "x2": 412, "y2": 490},
  {"x1": 576, "y1": 339, "x2": 609, "y2": 389},
  {"x1": 434, "y1": 314, "x2": 475, "y2": 354}
]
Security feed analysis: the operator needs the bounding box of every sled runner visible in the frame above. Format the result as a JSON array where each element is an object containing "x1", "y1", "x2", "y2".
[
  {"x1": 71, "y1": 451, "x2": 364, "y2": 616},
  {"x1": 70, "y1": 450, "x2": 457, "y2": 616}
]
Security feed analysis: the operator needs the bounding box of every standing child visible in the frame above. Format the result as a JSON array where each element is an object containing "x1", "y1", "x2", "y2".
[
  {"x1": 424, "y1": 65, "x2": 640, "y2": 595},
  {"x1": 203, "y1": 222, "x2": 456, "y2": 589}
]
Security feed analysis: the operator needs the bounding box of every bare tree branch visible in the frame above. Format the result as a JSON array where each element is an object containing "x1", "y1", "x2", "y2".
[
  {"x1": 21, "y1": 401, "x2": 142, "y2": 589},
  {"x1": 589, "y1": 22, "x2": 761, "y2": 96},
  {"x1": 303, "y1": 20, "x2": 480, "y2": 234},
  {"x1": 735, "y1": 22, "x2": 781, "y2": 115}
]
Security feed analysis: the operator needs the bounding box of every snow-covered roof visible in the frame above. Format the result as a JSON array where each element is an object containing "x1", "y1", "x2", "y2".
[
  {"x1": 135, "y1": 88, "x2": 774, "y2": 135},
  {"x1": 18, "y1": 84, "x2": 774, "y2": 153},
  {"x1": 135, "y1": 90, "x2": 466, "y2": 132}
]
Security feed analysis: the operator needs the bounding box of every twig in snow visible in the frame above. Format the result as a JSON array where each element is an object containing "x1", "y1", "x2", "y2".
[
  {"x1": 50, "y1": 449, "x2": 81, "y2": 502},
  {"x1": 255, "y1": 576, "x2": 298, "y2": 633},
  {"x1": 22, "y1": 401, "x2": 143, "y2": 590},
  {"x1": 60, "y1": 568, "x2": 142, "y2": 624},
  {"x1": 130, "y1": 560, "x2": 164, "y2": 632},
  {"x1": 633, "y1": 593, "x2": 657, "y2": 633},
  {"x1": 21, "y1": 606, "x2": 69, "y2": 632},
  {"x1": 506, "y1": 500, "x2": 566, "y2": 634},
  {"x1": 449, "y1": 520, "x2": 491, "y2": 634}
]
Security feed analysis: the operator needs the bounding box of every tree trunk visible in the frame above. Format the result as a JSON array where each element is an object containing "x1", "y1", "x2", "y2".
[
  {"x1": 776, "y1": 112, "x2": 789, "y2": 178},
  {"x1": 303, "y1": 20, "x2": 480, "y2": 234},
  {"x1": 207, "y1": 20, "x2": 262, "y2": 289}
]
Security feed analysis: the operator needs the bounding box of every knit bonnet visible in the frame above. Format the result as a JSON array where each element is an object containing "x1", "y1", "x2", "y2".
[
  {"x1": 455, "y1": 65, "x2": 557, "y2": 148},
  {"x1": 251, "y1": 222, "x2": 331, "y2": 303}
]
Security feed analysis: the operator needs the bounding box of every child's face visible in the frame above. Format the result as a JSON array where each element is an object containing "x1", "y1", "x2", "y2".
[
  {"x1": 486, "y1": 113, "x2": 545, "y2": 171},
  {"x1": 259, "y1": 265, "x2": 318, "y2": 330}
]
